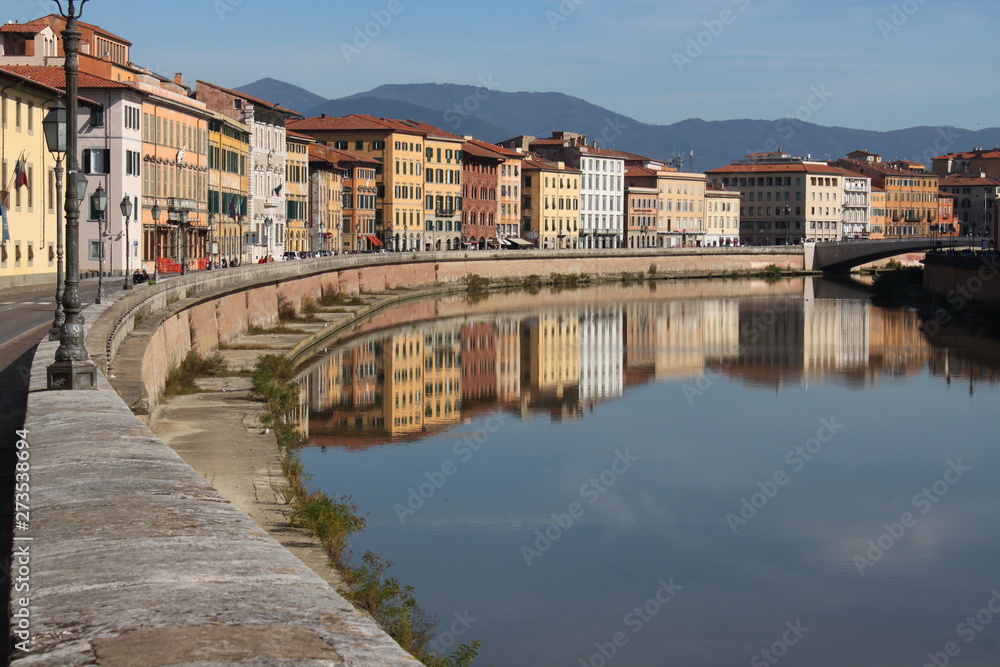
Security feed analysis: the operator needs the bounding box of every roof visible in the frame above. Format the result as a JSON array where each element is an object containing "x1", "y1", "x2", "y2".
[
  {"x1": 461, "y1": 140, "x2": 506, "y2": 161},
  {"x1": 288, "y1": 114, "x2": 463, "y2": 140},
  {"x1": 521, "y1": 156, "x2": 580, "y2": 173},
  {"x1": 0, "y1": 23, "x2": 49, "y2": 34},
  {"x1": 308, "y1": 143, "x2": 381, "y2": 168},
  {"x1": 939, "y1": 174, "x2": 1000, "y2": 187},
  {"x1": 707, "y1": 163, "x2": 844, "y2": 175},
  {"x1": 286, "y1": 129, "x2": 315, "y2": 142},
  {"x1": 196, "y1": 80, "x2": 301, "y2": 117},
  {"x1": 0, "y1": 64, "x2": 131, "y2": 89},
  {"x1": 934, "y1": 150, "x2": 1000, "y2": 161},
  {"x1": 0, "y1": 65, "x2": 101, "y2": 106},
  {"x1": 465, "y1": 138, "x2": 523, "y2": 159},
  {"x1": 625, "y1": 166, "x2": 657, "y2": 178},
  {"x1": 529, "y1": 138, "x2": 567, "y2": 147},
  {"x1": 837, "y1": 158, "x2": 939, "y2": 179},
  {"x1": 30, "y1": 14, "x2": 132, "y2": 46},
  {"x1": 831, "y1": 166, "x2": 872, "y2": 180}
]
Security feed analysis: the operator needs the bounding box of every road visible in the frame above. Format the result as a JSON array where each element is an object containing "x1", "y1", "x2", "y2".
[{"x1": 0, "y1": 278, "x2": 101, "y2": 666}]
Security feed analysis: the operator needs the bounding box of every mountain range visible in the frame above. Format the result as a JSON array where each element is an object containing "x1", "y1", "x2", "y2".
[{"x1": 236, "y1": 78, "x2": 1000, "y2": 172}]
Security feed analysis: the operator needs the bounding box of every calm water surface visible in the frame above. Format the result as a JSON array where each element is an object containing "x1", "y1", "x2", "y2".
[{"x1": 295, "y1": 277, "x2": 1000, "y2": 666}]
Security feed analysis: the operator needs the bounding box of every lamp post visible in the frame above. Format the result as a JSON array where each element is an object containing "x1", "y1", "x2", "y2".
[
  {"x1": 208, "y1": 213, "x2": 216, "y2": 269},
  {"x1": 92, "y1": 183, "x2": 108, "y2": 304},
  {"x1": 264, "y1": 216, "x2": 273, "y2": 260},
  {"x1": 47, "y1": 0, "x2": 97, "y2": 390},
  {"x1": 151, "y1": 202, "x2": 161, "y2": 282},
  {"x1": 43, "y1": 100, "x2": 67, "y2": 341},
  {"x1": 120, "y1": 195, "x2": 133, "y2": 289},
  {"x1": 179, "y1": 209, "x2": 189, "y2": 274}
]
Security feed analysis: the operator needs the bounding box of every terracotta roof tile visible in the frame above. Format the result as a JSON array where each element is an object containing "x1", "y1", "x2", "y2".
[
  {"x1": 289, "y1": 114, "x2": 462, "y2": 141},
  {"x1": 465, "y1": 139, "x2": 523, "y2": 159},
  {"x1": 939, "y1": 174, "x2": 1000, "y2": 187},
  {"x1": 0, "y1": 23, "x2": 48, "y2": 34},
  {"x1": 0, "y1": 64, "x2": 130, "y2": 89},
  {"x1": 707, "y1": 163, "x2": 844, "y2": 175}
]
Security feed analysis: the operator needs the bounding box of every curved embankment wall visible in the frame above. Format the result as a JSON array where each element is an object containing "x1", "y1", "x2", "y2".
[
  {"x1": 17, "y1": 248, "x2": 800, "y2": 664},
  {"x1": 100, "y1": 248, "x2": 802, "y2": 413}
]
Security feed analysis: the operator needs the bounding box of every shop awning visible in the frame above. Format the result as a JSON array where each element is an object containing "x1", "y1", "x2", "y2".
[
  {"x1": 367, "y1": 235, "x2": 384, "y2": 247},
  {"x1": 507, "y1": 238, "x2": 533, "y2": 247}
]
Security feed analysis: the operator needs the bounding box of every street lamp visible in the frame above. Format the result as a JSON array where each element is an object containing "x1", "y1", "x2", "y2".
[
  {"x1": 264, "y1": 217, "x2": 273, "y2": 260},
  {"x1": 208, "y1": 213, "x2": 216, "y2": 269},
  {"x1": 43, "y1": 99, "x2": 67, "y2": 341},
  {"x1": 91, "y1": 183, "x2": 108, "y2": 303},
  {"x1": 179, "y1": 209, "x2": 189, "y2": 274},
  {"x1": 120, "y1": 195, "x2": 133, "y2": 289},
  {"x1": 47, "y1": 0, "x2": 97, "y2": 390},
  {"x1": 151, "y1": 202, "x2": 162, "y2": 282}
]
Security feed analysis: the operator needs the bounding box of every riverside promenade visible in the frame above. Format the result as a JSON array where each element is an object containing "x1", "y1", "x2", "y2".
[{"x1": 13, "y1": 248, "x2": 802, "y2": 665}]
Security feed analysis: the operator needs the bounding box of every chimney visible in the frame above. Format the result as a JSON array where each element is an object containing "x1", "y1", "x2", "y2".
[
  {"x1": 174, "y1": 73, "x2": 184, "y2": 86},
  {"x1": 320, "y1": 113, "x2": 327, "y2": 119}
]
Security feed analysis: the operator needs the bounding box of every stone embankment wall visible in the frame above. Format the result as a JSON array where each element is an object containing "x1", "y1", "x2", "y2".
[
  {"x1": 922, "y1": 252, "x2": 1000, "y2": 302},
  {"x1": 18, "y1": 248, "x2": 800, "y2": 664},
  {"x1": 96, "y1": 248, "x2": 802, "y2": 414}
]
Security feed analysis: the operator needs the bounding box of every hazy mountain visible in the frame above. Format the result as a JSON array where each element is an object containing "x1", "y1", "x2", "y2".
[
  {"x1": 305, "y1": 97, "x2": 515, "y2": 142},
  {"x1": 235, "y1": 77, "x2": 327, "y2": 115},
  {"x1": 236, "y1": 80, "x2": 1000, "y2": 171}
]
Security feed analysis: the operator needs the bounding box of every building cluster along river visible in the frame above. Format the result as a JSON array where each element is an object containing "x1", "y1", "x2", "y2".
[{"x1": 291, "y1": 277, "x2": 1000, "y2": 667}]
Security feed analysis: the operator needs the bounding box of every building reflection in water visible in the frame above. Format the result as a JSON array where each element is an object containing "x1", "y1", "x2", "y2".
[{"x1": 298, "y1": 281, "x2": 998, "y2": 449}]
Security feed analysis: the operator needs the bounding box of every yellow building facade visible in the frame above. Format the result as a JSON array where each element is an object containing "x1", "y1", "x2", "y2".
[
  {"x1": 423, "y1": 134, "x2": 464, "y2": 251},
  {"x1": 521, "y1": 158, "x2": 580, "y2": 249},
  {"x1": 0, "y1": 69, "x2": 63, "y2": 286},
  {"x1": 285, "y1": 132, "x2": 312, "y2": 254},
  {"x1": 207, "y1": 109, "x2": 248, "y2": 265}
]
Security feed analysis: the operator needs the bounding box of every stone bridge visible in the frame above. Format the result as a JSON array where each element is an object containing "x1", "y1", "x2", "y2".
[{"x1": 805, "y1": 237, "x2": 960, "y2": 272}]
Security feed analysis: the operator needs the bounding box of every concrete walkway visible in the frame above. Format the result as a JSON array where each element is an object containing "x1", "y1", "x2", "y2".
[{"x1": 16, "y1": 296, "x2": 418, "y2": 665}]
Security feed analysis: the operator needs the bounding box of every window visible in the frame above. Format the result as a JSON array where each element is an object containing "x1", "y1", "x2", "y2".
[
  {"x1": 125, "y1": 150, "x2": 141, "y2": 176},
  {"x1": 83, "y1": 149, "x2": 111, "y2": 174}
]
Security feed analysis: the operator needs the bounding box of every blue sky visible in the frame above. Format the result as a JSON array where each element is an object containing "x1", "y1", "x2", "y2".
[{"x1": 8, "y1": 0, "x2": 999, "y2": 131}]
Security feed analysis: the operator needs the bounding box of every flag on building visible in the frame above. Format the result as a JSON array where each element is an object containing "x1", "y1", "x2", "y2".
[
  {"x1": 13, "y1": 156, "x2": 28, "y2": 190},
  {"x1": 273, "y1": 184, "x2": 282, "y2": 196},
  {"x1": 1, "y1": 204, "x2": 9, "y2": 243},
  {"x1": 227, "y1": 194, "x2": 237, "y2": 218}
]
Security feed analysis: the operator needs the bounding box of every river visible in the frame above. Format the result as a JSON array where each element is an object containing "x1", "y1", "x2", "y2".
[{"x1": 294, "y1": 277, "x2": 1000, "y2": 666}]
